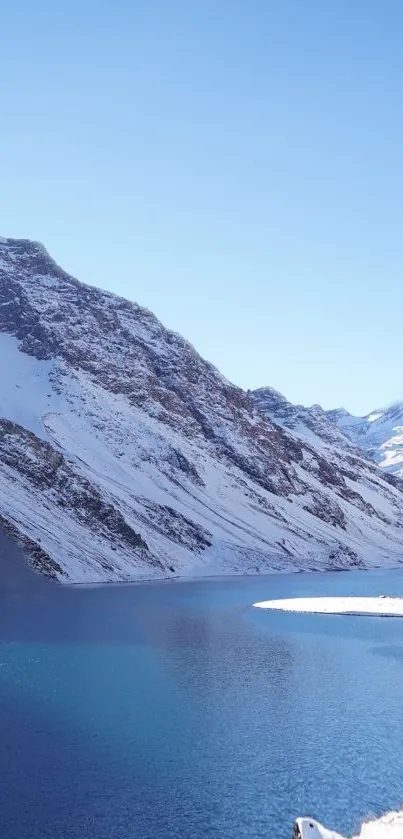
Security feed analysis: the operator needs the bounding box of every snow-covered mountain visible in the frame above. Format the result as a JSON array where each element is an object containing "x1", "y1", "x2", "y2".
[
  {"x1": 252, "y1": 387, "x2": 403, "y2": 477},
  {"x1": 1, "y1": 237, "x2": 403, "y2": 583},
  {"x1": 326, "y1": 404, "x2": 403, "y2": 475},
  {"x1": 252, "y1": 387, "x2": 354, "y2": 450}
]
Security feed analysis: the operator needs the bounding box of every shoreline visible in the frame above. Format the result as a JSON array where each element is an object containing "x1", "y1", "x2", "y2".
[{"x1": 62, "y1": 565, "x2": 402, "y2": 590}]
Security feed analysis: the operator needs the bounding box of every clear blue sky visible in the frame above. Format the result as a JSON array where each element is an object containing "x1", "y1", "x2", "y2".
[{"x1": 1, "y1": 0, "x2": 402, "y2": 415}]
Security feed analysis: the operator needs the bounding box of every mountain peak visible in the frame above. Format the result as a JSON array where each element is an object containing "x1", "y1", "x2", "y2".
[{"x1": 1, "y1": 237, "x2": 403, "y2": 582}]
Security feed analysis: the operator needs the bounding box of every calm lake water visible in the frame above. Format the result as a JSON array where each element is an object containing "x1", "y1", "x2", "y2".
[{"x1": 1, "y1": 538, "x2": 403, "y2": 839}]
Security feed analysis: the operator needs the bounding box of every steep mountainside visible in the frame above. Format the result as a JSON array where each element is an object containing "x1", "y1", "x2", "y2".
[
  {"x1": 0, "y1": 237, "x2": 403, "y2": 582},
  {"x1": 252, "y1": 387, "x2": 354, "y2": 450}
]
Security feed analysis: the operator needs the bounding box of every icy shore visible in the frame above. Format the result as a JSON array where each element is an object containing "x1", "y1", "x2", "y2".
[
  {"x1": 254, "y1": 596, "x2": 403, "y2": 617},
  {"x1": 295, "y1": 809, "x2": 403, "y2": 838}
]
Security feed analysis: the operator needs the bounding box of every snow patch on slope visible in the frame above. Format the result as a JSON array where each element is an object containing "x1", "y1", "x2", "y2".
[{"x1": 0, "y1": 332, "x2": 59, "y2": 441}]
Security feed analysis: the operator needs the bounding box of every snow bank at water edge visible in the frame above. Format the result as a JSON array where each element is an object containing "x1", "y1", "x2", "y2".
[
  {"x1": 253, "y1": 596, "x2": 403, "y2": 616},
  {"x1": 294, "y1": 809, "x2": 403, "y2": 838}
]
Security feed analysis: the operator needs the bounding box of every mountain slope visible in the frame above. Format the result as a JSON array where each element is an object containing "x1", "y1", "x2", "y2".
[
  {"x1": 252, "y1": 387, "x2": 355, "y2": 450},
  {"x1": 326, "y1": 404, "x2": 403, "y2": 475},
  {"x1": 0, "y1": 237, "x2": 403, "y2": 582},
  {"x1": 252, "y1": 387, "x2": 403, "y2": 477}
]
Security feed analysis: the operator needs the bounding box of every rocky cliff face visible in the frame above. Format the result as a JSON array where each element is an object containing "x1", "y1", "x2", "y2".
[
  {"x1": 252, "y1": 387, "x2": 355, "y2": 450},
  {"x1": 0, "y1": 237, "x2": 402, "y2": 582}
]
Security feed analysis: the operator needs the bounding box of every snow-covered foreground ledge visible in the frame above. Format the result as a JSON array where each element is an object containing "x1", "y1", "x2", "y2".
[
  {"x1": 254, "y1": 596, "x2": 403, "y2": 617},
  {"x1": 294, "y1": 809, "x2": 403, "y2": 838}
]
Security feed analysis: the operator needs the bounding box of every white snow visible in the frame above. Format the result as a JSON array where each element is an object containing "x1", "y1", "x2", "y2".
[
  {"x1": 328, "y1": 403, "x2": 403, "y2": 476},
  {"x1": 0, "y1": 332, "x2": 60, "y2": 441},
  {"x1": 295, "y1": 810, "x2": 403, "y2": 838},
  {"x1": 296, "y1": 817, "x2": 345, "y2": 839},
  {"x1": 254, "y1": 596, "x2": 403, "y2": 616}
]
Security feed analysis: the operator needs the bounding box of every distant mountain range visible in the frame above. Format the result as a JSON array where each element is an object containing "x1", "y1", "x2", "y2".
[
  {"x1": 0, "y1": 236, "x2": 402, "y2": 583},
  {"x1": 253, "y1": 388, "x2": 403, "y2": 475}
]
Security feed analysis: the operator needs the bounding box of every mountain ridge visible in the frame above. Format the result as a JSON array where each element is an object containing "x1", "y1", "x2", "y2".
[
  {"x1": 253, "y1": 387, "x2": 403, "y2": 476},
  {"x1": 0, "y1": 237, "x2": 402, "y2": 582}
]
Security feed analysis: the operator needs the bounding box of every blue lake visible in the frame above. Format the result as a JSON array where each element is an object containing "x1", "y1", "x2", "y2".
[{"x1": 1, "y1": 549, "x2": 403, "y2": 838}]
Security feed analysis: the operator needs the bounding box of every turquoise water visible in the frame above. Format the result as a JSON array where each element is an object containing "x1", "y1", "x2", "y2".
[{"x1": 1, "y1": 565, "x2": 403, "y2": 838}]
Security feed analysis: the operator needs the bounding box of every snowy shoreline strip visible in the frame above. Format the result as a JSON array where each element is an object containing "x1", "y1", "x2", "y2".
[
  {"x1": 253, "y1": 596, "x2": 403, "y2": 616},
  {"x1": 295, "y1": 809, "x2": 403, "y2": 838}
]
